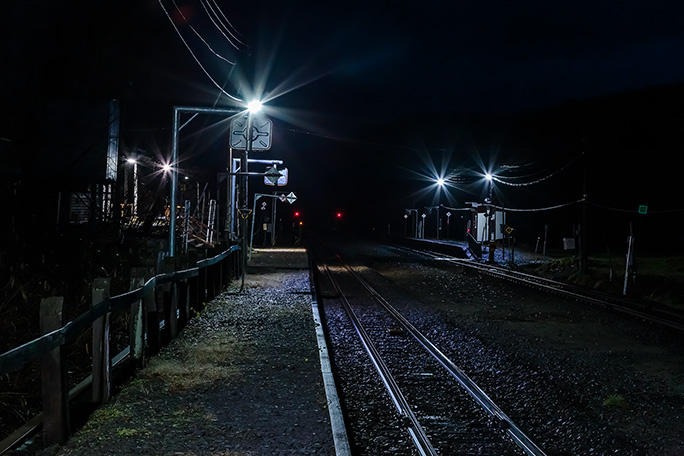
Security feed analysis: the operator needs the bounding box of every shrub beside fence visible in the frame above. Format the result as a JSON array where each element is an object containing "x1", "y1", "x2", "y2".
[{"x1": 0, "y1": 245, "x2": 242, "y2": 450}]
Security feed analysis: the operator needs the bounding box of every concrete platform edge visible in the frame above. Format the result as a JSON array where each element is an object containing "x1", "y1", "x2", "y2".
[{"x1": 308, "y1": 261, "x2": 351, "y2": 456}]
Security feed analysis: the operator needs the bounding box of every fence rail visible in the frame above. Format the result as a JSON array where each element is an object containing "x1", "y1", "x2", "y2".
[{"x1": 0, "y1": 244, "x2": 242, "y2": 451}]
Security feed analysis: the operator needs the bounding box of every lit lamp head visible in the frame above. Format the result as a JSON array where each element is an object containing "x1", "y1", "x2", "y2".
[
  {"x1": 485, "y1": 173, "x2": 493, "y2": 181},
  {"x1": 247, "y1": 100, "x2": 263, "y2": 114},
  {"x1": 436, "y1": 178, "x2": 445, "y2": 186}
]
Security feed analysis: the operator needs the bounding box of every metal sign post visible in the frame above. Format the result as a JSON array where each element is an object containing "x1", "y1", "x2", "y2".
[{"x1": 249, "y1": 192, "x2": 297, "y2": 258}]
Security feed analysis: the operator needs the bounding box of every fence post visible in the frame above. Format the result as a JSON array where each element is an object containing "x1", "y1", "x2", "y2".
[
  {"x1": 159, "y1": 262, "x2": 174, "y2": 344},
  {"x1": 166, "y1": 282, "x2": 178, "y2": 340},
  {"x1": 40, "y1": 297, "x2": 70, "y2": 445},
  {"x1": 177, "y1": 279, "x2": 189, "y2": 329},
  {"x1": 92, "y1": 278, "x2": 111, "y2": 404},
  {"x1": 129, "y1": 268, "x2": 147, "y2": 368},
  {"x1": 209, "y1": 264, "x2": 217, "y2": 299},
  {"x1": 217, "y1": 260, "x2": 224, "y2": 292},
  {"x1": 198, "y1": 264, "x2": 207, "y2": 305},
  {"x1": 144, "y1": 281, "x2": 160, "y2": 357}
]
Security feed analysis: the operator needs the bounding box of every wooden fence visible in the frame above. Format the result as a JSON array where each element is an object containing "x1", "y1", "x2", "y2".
[{"x1": 0, "y1": 245, "x2": 242, "y2": 450}]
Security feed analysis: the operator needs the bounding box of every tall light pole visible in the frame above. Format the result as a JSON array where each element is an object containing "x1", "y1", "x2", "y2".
[
  {"x1": 168, "y1": 106, "x2": 241, "y2": 258},
  {"x1": 126, "y1": 158, "x2": 138, "y2": 217},
  {"x1": 436, "y1": 177, "x2": 445, "y2": 239},
  {"x1": 238, "y1": 100, "x2": 263, "y2": 290},
  {"x1": 485, "y1": 173, "x2": 493, "y2": 242}
]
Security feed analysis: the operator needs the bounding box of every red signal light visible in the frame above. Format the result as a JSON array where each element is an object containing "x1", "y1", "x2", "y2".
[
  {"x1": 294, "y1": 211, "x2": 300, "y2": 217},
  {"x1": 336, "y1": 212, "x2": 342, "y2": 218}
]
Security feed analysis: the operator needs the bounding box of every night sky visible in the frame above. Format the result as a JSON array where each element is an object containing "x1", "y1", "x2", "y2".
[{"x1": 2, "y1": 0, "x2": 684, "y2": 242}]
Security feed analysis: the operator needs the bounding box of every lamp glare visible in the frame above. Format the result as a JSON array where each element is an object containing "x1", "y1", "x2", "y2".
[{"x1": 247, "y1": 100, "x2": 263, "y2": 113}]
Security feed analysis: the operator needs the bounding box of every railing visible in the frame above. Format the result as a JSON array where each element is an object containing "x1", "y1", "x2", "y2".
[{"x1": 0, "y1": 245, "x2": 242, "y2": 452}]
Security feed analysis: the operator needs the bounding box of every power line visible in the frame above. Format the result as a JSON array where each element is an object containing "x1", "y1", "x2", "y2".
[
  {"x1": 156, "y1": 0, "x2": 242, "y2": 103},
  {"x1": 169, "y1": 0, "x2": 238, "y2": 65},
  {"x1": 199, "y1": 0, "x2": 249, "y2": 52},
  {"x1": 492, "y1": 154, "x2": 581, "y2": 187}
]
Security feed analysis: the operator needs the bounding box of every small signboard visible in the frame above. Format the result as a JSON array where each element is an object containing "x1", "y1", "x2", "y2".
[
  {"x1": 638, "y1": 205, "x2": 648, "y2": 215},
  {"x1": 264, "y1": 166, "x2": 288, "y2": 186},
  {"x1": 230, "y1": 114, "x2": 272, "y2": 150}
]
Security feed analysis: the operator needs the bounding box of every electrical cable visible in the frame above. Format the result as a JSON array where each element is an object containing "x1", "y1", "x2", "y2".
[
  {"x1": 199, "y1": 0, "x2": 249, "y2": 51},
  {"x1": 492, "y1": 154, "x2": 581, "y2": 187},
  {"x1": 169, "y1": 0, "x2": 237, "y2": 64},
  {"x1": 156, "y1": 0, "x2": 242, "y2": 102}
]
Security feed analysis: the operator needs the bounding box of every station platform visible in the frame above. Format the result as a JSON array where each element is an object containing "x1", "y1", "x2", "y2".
[{"x1": 42, "y1": 248, "x2": 349, "y2": 456}]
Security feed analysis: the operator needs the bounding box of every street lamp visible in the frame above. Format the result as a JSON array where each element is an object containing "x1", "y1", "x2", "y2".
[
  {"x1": 238, "y1": 99, "x2": 264, "y2": 289},
  {"x1": 126, "y1": 158, "x2": 138, "y2": 217},
  {"x1": 168, "y1": 105, "x2": 242, "y2": 258},
  {"x1": 485, "y1": 173, "x2": 493, "y2": 202},
  {"x1": 247, "y1": 100, "x2": 263, "y2": 114},
  {"x1": 484, "y1": 173, "x2": 494, "y2": 243}
]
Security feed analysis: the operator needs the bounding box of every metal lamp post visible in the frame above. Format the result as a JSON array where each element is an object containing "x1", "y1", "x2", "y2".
[
  {"x1": 126, "y1": 158, "x2": 138, "y2": 218},
  {"x1": 168, "y1": 105, "x2": 242, "y2": 257},
  {"x1": 485, "y1": 173, "x2": 493, "y2": 242}
]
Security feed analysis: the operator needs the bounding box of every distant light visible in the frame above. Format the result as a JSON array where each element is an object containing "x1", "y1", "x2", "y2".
[
  {"x1": 162, "y1": 164, "x2": 172, "y2": 172},
  {"x1": 485, "y1": 173, "x2": 493, "y2": 181},
  {"x1": 294, "y1": 211, "x2": 300, "y2": 217},
  {"x1": 126, "y1": 158, "x2": 137, "y2": 164},
  {"x1": 436, "y1": 178, "x2": 445, "y2": 186},
  {"x1": 247, "y1": 100, "x2": 263, "y2": 114},
  {"x1": 336, "y1": 212, "x2": 342, "y2": 218}
]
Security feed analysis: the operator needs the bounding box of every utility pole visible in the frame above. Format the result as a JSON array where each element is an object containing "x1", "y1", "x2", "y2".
[
  {"x1": 239, "y1": 113, "x2": 253, "y2": 291},
  {"x1": 580, "y1": 150, "x2": 588, "y2": 273}
]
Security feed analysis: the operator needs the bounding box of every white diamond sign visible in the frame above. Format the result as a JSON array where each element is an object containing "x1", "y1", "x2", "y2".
[
  {"x1": 286, "y1": 192, "x2": 297, "y2": 204},
  {"x1": 264, "y1": 166, "x2": 288, "y2": 186}
]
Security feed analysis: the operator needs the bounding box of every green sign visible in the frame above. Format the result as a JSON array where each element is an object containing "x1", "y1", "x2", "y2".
[{"x1": 638, "y1": 205, "x2": 648, "y2": 215}]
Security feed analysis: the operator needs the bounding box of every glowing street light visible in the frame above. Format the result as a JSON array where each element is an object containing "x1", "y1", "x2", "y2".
[
  {"x1": 436, "y1": 178, "x2": 445, "y2": 186},
  {"x1": 484, "y1": 173, "x2": 493, "y2": 203},
  {"x1": 247, "y1": 100, "x2": 263, "y2": 114}
]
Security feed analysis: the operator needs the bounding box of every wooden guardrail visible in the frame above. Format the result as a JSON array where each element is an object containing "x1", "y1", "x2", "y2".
[{"x1": 0, "y1": 245, "x2": 242, "y2": 450}]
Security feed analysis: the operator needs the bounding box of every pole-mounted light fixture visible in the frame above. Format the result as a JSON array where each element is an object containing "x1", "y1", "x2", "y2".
[{"x1": 247, "y1": 100, "x2": 263, "y2": 114}]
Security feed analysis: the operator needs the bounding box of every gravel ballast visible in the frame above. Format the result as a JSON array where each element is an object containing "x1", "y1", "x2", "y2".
[{"x1": 319, "y1": 240, "x2": 684, "y2": 455}]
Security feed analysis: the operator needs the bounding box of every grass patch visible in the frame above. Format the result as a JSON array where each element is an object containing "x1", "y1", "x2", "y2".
[
  {"x1": 142, "y1": 334, "x2": 253, "y2": 391},
  {"x1": 603, "y1": 394, "x2": 629, "y2": 408},
  {"x1": 116, "y1": 427, "x2": 139, "y2": 437}
]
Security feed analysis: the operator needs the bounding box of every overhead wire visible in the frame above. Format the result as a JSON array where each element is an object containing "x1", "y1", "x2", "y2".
[
  {"x1": 199, "y1": 0, "x2": 249, "y2": 52},
  {"x1": 492, "y1": 153, "x2": 581, "y2": 187},
  {"x1": 156, "y1": 0, "x2": 243, "y2": 102},
  {"x1": 169, "y1": 0, "x2": 237, "y2": 64}
]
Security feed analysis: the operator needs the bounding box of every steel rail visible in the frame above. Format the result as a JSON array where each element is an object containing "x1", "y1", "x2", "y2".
[
  {"x1": 322, "y1": 264, "x2": 438, "y2": 456},
  {"x1": 399, "y1": 245, "x2": 684, "y2": 332},
  {"x1": 337, "y1": 257, "x2": 547, "y2": 456}
]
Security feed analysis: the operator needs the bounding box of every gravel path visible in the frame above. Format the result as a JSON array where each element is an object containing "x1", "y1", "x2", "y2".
[{"x1": 39, "y1": 267, "x2": 335, "y2": 456}]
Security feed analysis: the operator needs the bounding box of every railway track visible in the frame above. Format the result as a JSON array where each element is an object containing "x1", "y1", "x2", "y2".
[
  {"x1": 392, "y1": 243, "x2": 684, "y2": 332},
  {"x1": 314, "y1": 250, "x2": 546, "y2": 455}
]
